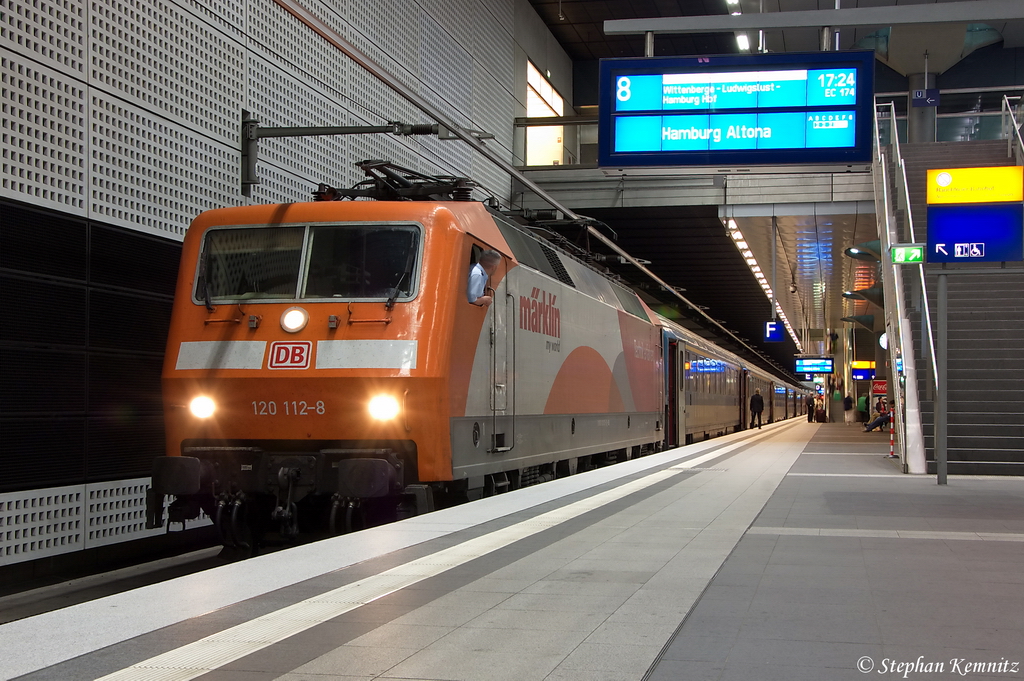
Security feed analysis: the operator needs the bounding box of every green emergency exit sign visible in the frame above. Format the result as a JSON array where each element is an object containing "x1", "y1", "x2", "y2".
[{"x1": 891, "y1": 243, "x2": 925, "y2": 264}]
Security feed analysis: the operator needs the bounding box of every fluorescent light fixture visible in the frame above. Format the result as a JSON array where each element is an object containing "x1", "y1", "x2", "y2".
[
  {"x1": 724, "y1": 214, "x2": 804, "y2": 352},
  {"x1": 736, "y1": 34, "x2": 750, "y2": 50}
]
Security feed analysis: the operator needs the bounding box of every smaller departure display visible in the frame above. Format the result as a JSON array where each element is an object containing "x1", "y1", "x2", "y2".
[{"x1": 795, "y1": 357, "x2": 834, "y2": 374}]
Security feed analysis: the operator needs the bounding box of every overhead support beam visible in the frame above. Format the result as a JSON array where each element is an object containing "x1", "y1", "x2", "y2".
[{"x1": 604, "y1": 0, "x2": 1024, "y2": 35}]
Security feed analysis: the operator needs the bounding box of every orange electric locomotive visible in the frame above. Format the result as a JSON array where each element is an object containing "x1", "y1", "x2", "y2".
[{"x1": 146, "y1": 162, "x2": 665, "y2": 550}]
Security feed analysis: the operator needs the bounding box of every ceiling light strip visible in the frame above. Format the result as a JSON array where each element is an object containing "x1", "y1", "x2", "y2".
[{"x1": 726, "y1": 219, "x2": 804, "y2": 352}]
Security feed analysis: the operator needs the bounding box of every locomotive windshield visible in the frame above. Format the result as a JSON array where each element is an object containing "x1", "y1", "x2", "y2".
[{"x1": 195, "y1": 223, "x2": 421, "y2": 303}]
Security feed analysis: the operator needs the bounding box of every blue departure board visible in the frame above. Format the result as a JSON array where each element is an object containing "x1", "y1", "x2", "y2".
[
  {"x1": 795, "y1": 357, "x2": 834, "y2": 374},
  {"x1": 599, "y1": 52, "x2": 875, "y2": 168}
]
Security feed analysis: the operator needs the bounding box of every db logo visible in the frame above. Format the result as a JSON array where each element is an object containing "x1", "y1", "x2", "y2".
[{"x1": 268, "y1": 341, "x2": 312, "y2": 369}]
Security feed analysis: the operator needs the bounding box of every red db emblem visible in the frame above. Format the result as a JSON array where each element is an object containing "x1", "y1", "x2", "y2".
[{"x1": 268, "y1": 341, "x2": 312, "y2": 369}]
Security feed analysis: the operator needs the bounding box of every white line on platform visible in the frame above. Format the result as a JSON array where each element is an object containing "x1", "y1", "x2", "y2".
[
  {"x1": 747, "y1": 526, "x2": 1024, "y2": 542},
  {"x1": 787, "y1": 473, "x2": 921, "y2": 478},
  {"x1": 91, "y1": 426, "x2": 807, "y2": 681}
]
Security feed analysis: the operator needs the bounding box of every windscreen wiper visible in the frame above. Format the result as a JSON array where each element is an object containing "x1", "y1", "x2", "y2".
[
  {"x1": 385, "y1": 240, "x2": 418, "y2": 310},
  {"x1": 198, "y1": 248, "x2": 214, "y2": 311}
]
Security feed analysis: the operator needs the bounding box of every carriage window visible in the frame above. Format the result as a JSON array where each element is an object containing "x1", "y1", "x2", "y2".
[
  {"x1": 198, "y1": 227, "x2": 305, "y2": 301},
  {"x1": 303, "y1": 225, "x2": 419, "y2": 299}
]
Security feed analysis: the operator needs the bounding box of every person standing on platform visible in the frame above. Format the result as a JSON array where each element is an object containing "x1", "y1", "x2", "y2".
[
  {"x1": 750, "y1": 389, "x2": 764, "y2": 429},
  {"x1": 843, "y1": 394, "x2": 856, "y2": 425},
  {"x1": 806, "y1": 394, "x2": 815, "y2": 423},
  {"x1": 857, "y1": 394, "x2": 868, "y2": 423}
]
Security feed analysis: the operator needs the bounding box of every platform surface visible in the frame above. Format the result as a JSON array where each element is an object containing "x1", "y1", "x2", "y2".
[{"x1": 3, "y1": 421, "x2": 1023, "y2": 681}]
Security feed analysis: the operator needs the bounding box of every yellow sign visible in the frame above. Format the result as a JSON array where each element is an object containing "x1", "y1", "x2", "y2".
[
  {"x1": 851, "y1": 361, "x2": 875, "y2": 369},
  {"x1": 927, "y1": 166, "x2": 1023, "y2": 204}
]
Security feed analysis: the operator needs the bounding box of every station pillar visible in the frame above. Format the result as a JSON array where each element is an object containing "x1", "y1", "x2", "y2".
[{"x1": 907, "y1": 73, "x2": 937, "y2": 143}]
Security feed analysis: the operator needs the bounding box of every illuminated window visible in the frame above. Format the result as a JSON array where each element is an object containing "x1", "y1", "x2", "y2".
[{"x1": 526, "y1": 62, "x2": 566, "y2": 166}]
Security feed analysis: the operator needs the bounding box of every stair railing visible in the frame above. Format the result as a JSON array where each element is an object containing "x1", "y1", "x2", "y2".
[
  {"x1": 1000, "y1": 95, "x2": 1024, "y2": 165},
  {"x1": 874, "y1": 101, "x2": 930, "y2": 474}
]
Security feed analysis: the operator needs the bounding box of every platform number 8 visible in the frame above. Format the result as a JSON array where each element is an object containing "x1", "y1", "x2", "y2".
[{"x1": 616, "y1": 77, "x2": 631, "y2": 102}]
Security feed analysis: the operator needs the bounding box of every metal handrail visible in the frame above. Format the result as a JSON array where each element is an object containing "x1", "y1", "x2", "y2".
[
  {"x1": 874, "y1": 101, "x2": 934, "y2": 472},
  {"x1": 873, "y1": 104, "x2": 906, "y2": 463},
  {"x1": 1001, "y1": 95, "x2": 1024, "y2": 164},
  {"x1": 879, "y1": 101, "x2": 939, "y2": 392}
]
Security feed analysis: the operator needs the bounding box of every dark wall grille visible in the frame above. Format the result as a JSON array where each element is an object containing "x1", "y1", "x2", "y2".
[
  {"x1": 88, "y1": 354, "x2": 165, "y2": 415},
  {"x1": 1, "y1": 275, "x2": 89, "y2": 347},
  {"x1": 0, "y1": 199, "x2": 181, "y2": 493},
  {"x1": 0, "y1": 348, "x2": 87, "y2": 414},
  {"x1": 89, "y1": 290, "x2": 173, "y2": 353},
  {"x1": 90, "y1": 224, "x2": 181, "y2": 293},
  {"x1": 86, "y1": 415, "x2": 167, "y2": 480},
  {"x1": 0, "y1": 205, "x2": 88, "y2": 281},
  {"x1": 2, "y1": 418, "x2": 88, "y2": 489}
]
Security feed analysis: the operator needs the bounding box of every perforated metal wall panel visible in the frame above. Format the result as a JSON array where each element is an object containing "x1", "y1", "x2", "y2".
[
  {"x1": 4, "y1": 0, "x2": 527, "y2": 234},
  {"x1": 83, "y1": 478, "x2": 162, "y2": 549},
  {"x1": 89, "y1": 94, "x2": 238, "y2": 237},
  {"x1": 1, "y1": 54, "x2": 88, "y2": 212},
  {"x1": 87, "y1": 0, "x2": 243, "y2": 143},
  {"x1": 0, "y1": 486, "x2": 84, "y2": 564},
  {"x1": 0, "y1": 478, "x2": 212, "y2": 564}
]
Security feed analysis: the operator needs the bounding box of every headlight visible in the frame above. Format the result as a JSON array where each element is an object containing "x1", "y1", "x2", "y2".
[
  {"x1": 189, "y1": 396, "x2": 216, "y2": 418},
  {"x1": 281, "y1": 307, "x2": 309, "y2": 333},
  {"x1": 368, "y1": 394, "x2": 400, "y2": 420}
]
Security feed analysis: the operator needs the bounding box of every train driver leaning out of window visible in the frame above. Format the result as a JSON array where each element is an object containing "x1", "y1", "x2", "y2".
[{"x1": 468, "y1": 249, "x2": 502, "y2": 307}]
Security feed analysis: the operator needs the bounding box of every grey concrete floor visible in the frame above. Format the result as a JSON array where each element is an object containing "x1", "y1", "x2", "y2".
[{"x1": 648, "y1": 424, "x2": 1024, "y2": 681}]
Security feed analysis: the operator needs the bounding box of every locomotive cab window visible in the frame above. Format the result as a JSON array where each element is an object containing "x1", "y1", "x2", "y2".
[
  {"x1": 194, "y1": 223, "x2": 421, "y2": 304},
  {"x1": 302, "y1": 224, "x2": 420, "y2": 300},
  {"x1": 197, "y1": 226, "x2": 304, "y2": 301}
]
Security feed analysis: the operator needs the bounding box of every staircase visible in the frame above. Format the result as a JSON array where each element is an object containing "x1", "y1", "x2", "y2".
[{"x1": 894, "y1": 140, "x2": 1024, "y2": 475}]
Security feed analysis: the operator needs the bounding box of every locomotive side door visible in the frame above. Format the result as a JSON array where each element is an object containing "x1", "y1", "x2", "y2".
[
  {"x1": 489, "y1": 256, "x2": 513, "y2": 451},
  {"x1": 666, "y1": 339, "x2": 686, "y2": 447},
  {"x1": 740, "y1": 369, "x2": 750, "y2": 431}
]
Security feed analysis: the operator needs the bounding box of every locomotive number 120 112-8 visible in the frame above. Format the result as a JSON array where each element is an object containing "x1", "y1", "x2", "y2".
[{"x1": 252, "y1": 400, "x2": 326, "y2": 416}]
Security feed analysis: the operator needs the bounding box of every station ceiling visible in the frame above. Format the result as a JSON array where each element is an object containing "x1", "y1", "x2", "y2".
[{"x1": 523, "y1": 0, "x2": 1023, "y2": 380}]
